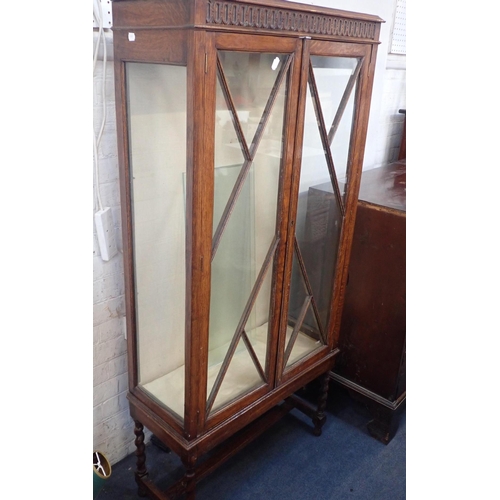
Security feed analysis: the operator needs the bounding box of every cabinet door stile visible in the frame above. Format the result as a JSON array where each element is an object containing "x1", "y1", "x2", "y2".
[
  {"x1": 267, "y1": 37, "x2": 304, "y2": 391},
  {"x1": 114, "y1": 58, "x2": 139, "y2": 391},
  {"x1": 327, "y1": 43, "x2": 377, "y2": 349},
  {"x1": 275, "y1": 37, "x2": 311, "y2": 384},
  {"x1": 184, "y1": 29, "x2": 214, "y2": 438}
]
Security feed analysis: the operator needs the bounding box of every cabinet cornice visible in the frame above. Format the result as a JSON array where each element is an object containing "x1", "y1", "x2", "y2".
[{"x1": 204, "y1": 0, "x2": 382, "y2": 41}]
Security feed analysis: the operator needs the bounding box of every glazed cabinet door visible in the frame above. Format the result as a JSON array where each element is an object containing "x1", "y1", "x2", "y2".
[
  {"x1": 277, "y1": 40, "x2": 374, "y2": 384},
  {"x1": 118, "y1": 30, "x2": 375, "y2": 436},
  {"x1": 201, "y1": 33, "x2": 303, "y2": 428}
]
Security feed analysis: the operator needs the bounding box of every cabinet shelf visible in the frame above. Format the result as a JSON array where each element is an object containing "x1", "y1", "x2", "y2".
[{"x1": 142, "y1": 324, "x2": 322, "y2": 419}]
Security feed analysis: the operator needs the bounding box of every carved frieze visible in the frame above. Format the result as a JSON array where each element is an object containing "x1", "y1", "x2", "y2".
[{"x1": 205, "y1": 0, "x2": 377, "y2": 39}]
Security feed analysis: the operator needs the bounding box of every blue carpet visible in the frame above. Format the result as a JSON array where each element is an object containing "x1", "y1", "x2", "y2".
[{"x1": 98, "y1": 389, "x2": 406, "y2": 499}]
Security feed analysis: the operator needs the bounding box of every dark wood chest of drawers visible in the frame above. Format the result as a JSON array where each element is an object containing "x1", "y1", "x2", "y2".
[{"x1": 331, "y1": 160, "x2": 406, "y2": 444}]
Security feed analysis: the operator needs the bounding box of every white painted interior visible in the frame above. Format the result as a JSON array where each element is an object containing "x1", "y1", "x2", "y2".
[{"x1": 127, "y1": 63, "x2": 187, "y2": 387}]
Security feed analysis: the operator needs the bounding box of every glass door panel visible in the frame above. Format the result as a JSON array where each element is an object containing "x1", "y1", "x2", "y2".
[
  {"x1": 207, "y1": 50, "x2": 290, "y2": 415},
  {"x1": 284, "y1": 252, "x2": 323, "y2": 368},
  {"x1": 209, "y1": 337, "x2": 264, "y2": 414},
  {"x1": 213, "y1": 77, "x2": 246, "y2": 236},
  {"x1": 311, "y1": 56, "x2": 361, "y2": 196},
  {"x1": 284, "y1": 55, "x2": 361, "y2": 371},
  {"x1": 208, "y1": 163, "x2": 256, "y2": 369},
  {"x1": 218, "y1": 51, "x2": 286, "y2": 148},
  {"x1": 208, "y1": 266, "x2": 273, "y2": 414},
  {"x1": 126, "y1": 62, "x2": 187, "y2": 420}
]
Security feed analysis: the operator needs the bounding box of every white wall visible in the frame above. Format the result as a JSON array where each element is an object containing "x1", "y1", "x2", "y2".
[
  {"x1": 93, "y1": 31, "x2": 148, "y2": 464},
  {"x1": 93, "y1": 0, "x2": 405, "y2": 465}
]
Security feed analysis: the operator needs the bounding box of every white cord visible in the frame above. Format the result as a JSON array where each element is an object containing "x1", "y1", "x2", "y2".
[
  {"x1": 93, "y1": 2, "x2": 123, "y2": 256},
  {"x1": 93, "y1": 0, "x2": 103, "y2": 72},
  {"x1": 93, "y1": 0, "x2": 107, "y2": 213},
  {"x1": 93, "y1": 131, "x2": 104, "y2": 212}
]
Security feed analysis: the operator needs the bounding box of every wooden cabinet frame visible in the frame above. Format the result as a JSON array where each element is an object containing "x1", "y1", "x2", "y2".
[{"x1": 112, "y1": 1, "x2": 383, "y2": 498}]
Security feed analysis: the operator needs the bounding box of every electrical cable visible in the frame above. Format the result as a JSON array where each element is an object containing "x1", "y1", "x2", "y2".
[
  {"x1": 93, "y1": 0, "x2": 107, "y2": 213},
  {"x1": 93, "y1": 0, "x2": 103, "y2": 72},
  {"x1": 93, "y1": 1, "x2": 122, "y2": 257}
]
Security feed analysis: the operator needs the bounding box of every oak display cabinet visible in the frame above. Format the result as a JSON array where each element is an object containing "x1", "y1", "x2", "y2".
[{"x1": 112, "y1": 1, "x2": 383, "y2": 497}]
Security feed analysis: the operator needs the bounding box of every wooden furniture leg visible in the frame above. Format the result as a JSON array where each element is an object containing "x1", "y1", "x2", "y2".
[
  {"x1": 134, "y1": 420, "x2": 149, "y2": 497},
  {"x1": 285, "y1": 369, "x2": 334, "y2": 436},
  {"x1": 181, "y1": 455, "x2": 197, "y2": 500},
  {"x1": 366, "y1": 400, "x2": 404, "y2": 445}
]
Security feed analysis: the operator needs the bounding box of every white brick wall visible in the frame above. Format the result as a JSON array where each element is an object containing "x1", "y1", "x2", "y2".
[{"x1": 93, "y1": 32, "x2": 152, "y2": 466}]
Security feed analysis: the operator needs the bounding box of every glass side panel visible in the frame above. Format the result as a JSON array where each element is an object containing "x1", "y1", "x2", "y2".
[
  {"x1": 207, "y1": 51, "x2": 288, "y2": 414},
  {"x1": 284, "y1": 56, "x2": 360, "y2": 370},
  {"x1": 126, "y1": 62, "x2": 187, "y2": 420}
]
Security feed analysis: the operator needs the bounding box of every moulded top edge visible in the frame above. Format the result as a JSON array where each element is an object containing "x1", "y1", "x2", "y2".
[
  {"x1": 232, "y1": 0, "x2": 385, "y2": 24},
  {"x1": 112, "y1": 0, "x2": 384, "y2": 43},
  {"x1": 112, "y1": 0, "x2": 385, "y2": 25}
]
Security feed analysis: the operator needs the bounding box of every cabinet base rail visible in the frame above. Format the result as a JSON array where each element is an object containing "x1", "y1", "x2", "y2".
[
  {"x1": 329, "y1": 372, "x2": 406, "y2": 445},
  {"x1": 133, "y1": 373, "x2": 331, "y2": 500}
]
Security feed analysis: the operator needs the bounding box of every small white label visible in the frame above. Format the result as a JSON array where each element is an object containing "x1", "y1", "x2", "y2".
[{"x1": 128, "y1": 32, "x2": 136, "y2": 42}]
